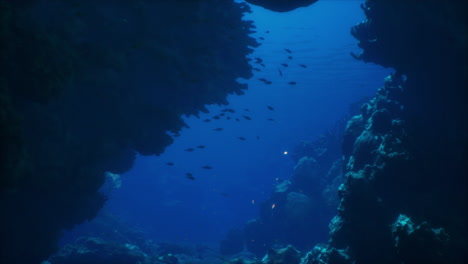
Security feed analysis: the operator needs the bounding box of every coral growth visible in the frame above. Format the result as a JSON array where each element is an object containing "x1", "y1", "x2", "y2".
[{"x1": 0, "y1": 1, "x2": 257, "y2": 263}]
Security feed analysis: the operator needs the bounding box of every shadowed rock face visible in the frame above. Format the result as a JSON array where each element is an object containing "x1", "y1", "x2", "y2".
[
  {"x1": 245, "y1": 0, "x2": 318, "y2": 12},
  {"x1": 0, "y1": 1, "x2": 257, "y2": 263},
  {"x1": 308, "y1": 1, "x2": 468, "y2": 263}
]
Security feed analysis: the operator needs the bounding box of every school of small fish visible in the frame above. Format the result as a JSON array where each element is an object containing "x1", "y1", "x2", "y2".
[{"x1": 163, "y1": 35, "x2": 304, "y2": 203}]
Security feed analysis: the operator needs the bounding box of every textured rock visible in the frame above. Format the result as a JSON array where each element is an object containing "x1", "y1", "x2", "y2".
[
  {"x1": 262, "y1": 245, "x2": 301, "y2": 264},
  {"x1": 0, "y1": 1, "x2": 257, "y2": 263},
  {"x1": 47, "y1": 237, "x2": 151, "y2": 264},
  {"x1": 245, "y1": 0, "x2": 318, "y2": 12},
  {"x1": 392, "y1": 215, "x2": 450, "y2": 264},
  {"x1": 305, "y1": 1, "x2": 467, "y2": 263}
]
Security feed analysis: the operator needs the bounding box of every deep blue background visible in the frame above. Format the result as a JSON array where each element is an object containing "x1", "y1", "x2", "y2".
[{"x1": 65, "y1": 0, "x2": 391, "y2": 246}]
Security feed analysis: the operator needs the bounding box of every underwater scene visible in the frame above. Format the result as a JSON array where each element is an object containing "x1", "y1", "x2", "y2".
[{"x1": 0, "y1": 0, "x2": 466, "y2": 263}]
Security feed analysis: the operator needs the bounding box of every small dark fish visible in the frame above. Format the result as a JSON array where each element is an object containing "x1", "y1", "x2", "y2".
[
  {"x1": 213, "y1": 128, "x2": 224, "y2": 131},
  {"x1": 255, "y1": 58, "x2": 263, "y2": 63},
  {"x1": 259, "y1": 63, "x2": 266, "y2": 67},
  {"x1": 203, "y1": 119, "x2": 211, "y2": 122},
  {"x1": 220, "y1": 193, "x2": 228, "y2": 197},
  {"x1": 281, "y1": 63, "x2": 288, "y2": 67},
  {"x1": 284, "y1": 48, "x2": 292, "y2": 53},
  {"x1": 186, "y1": 173, "x2": 195, "y2": 180},
  {"x1": 265, "y1": 30, "x2": 270, "y2": 33},
  {"x1": 288, "y1": 56, "x2": 293, "y2": 59},
  {"x1": 267, "y1": 106, "x2": 274, "y2": 111},
  {"x1": 235, "y1": 118, "x2": 240, "y2": 122},
  {"x1": 244, "y1": 108, "x2": 250, "y2": 112},
  {"x1": 299, "y1": 64, "x2": 307, "y2": 68},
  {"x1": 166, "y1": 162, "x2": 175, "y2": 166},
  {"x1": 257, "y1": 136, "x2": 260, "y2": 140},
  {"x1": 219, "y1": 113, "x2": 225, "y2": 116},
  {"x1": 288, "y1": 81, "x2": 297, "y2": 85},
  {"x1": 213, "y1": 116, "x2": 220, "y2": 120},
  {"x1": 226, "y1": 116, "x2": 231, "y2": 120},
  {"x1": 202, "y1": 165, "x2": 212, "y2": 170},
  {"x1": 267, "y1": 118, "x2": 275, "y2": 121},
  {"x1": 265, "y1": 81, "x2": 272, "y2": 85},
  {"x1": 258, "y1": 78, "x2": 268, "y2": 82},
  {"x1": 221, "y1": 108, "x2": 235, "y2": 113},
  {"x1": 238, "y1": 137, "x2": 246, "y2": 140},
  {"x1": 258, "y1": 37, "x2": 265, "y2": 40},
  {"x1": 173, "y1": 133, "x2": 181, "y2": 137},
  {"x1": 253, "y1": 68, "x2": 261, "y2": 72},
  {"x1": 243, "y1": 115, "x2": 252, "y2": 120},
  {"x1": 184, "y1": 148, "x2": 195, "y2": 152},
  {"x1": 278, "y1": 69, "x2": 283, "y2": 76},
  {"x1": 196, "y1": 145, "x2": 205, "y2": 149}
]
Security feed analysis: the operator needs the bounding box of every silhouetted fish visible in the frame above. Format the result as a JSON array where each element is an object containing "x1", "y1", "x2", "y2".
[
  {"x1": 186, "y1": 173, "x2": 195, "y2": 180},
  {"x1": 202, "y1": 165, "x2": 212, "y2": 170},
  {"x1": 258, "y1": 78, "x2": 268, "y2": 82},
  {"x1": 258, "y1": 37, "x2": 265, "y2": 40},
  {"x1": 253, "y1": 68, "x2": 261, "y2": 72},
  {"x1": 265, "y1": 81, "x2": 272, "y2": 85},
  {"x1": 235, "y1": 118, "x2": 240, "y2": 122},
  {"x1": 220, "y1": 193, "x2": 228, "y2": 197},
  {"x1": 243, "y1": 115, "x2": 252, "y2": 120},
  {"x1": 288, "y1": 56, "x2": 293, "y2": 59},
  {"x1": 281, "y1": 63, "x2": 288, "y2": 67},
  {"x1": 259, "y1": 63, "x2": 266, "y2": 67},
  {"x1": 284, "y1": 48, "x2": 292, "y2": 53},
  {"x1": 203, "y1": 119, "x2": 211, "y2": 122},
  {"x1": 244, "y1": 108, "x2": 250, "y2": 112},
  {"x1": 238, "y1": 137, "x2": 246, "y2": 140},
  {"x1": 221, "y1": 108, "x2": 235, "y2": 113},
  {"x1": 299, "y1": 64, "x2": 307, "y2": 68},
  {"x1": 257, "y1": 136, "x2": 260, "y2": 140},
  {"x1": 267, "y1": 106, "x2": 274, "y2": 111},
  {"x1": 213, "y1": 128, "x2": 224, "y2": 131},
  {"x1": 255, "y1": 58, "x2": 263, "y2": 63},
  {"x1": 288, "y1": 81, "x2": 297, "y2": 85},
  {"x1": 226, "y1": 116, "x2": 231, "y2": 120},
  {"x1": 267, "y1": 118, "x2": 275, "y2": 121},
  {"x1": 265, "y1": 30, "x2": 270, "y2": 33},
  {"x1": 219, "y1": 113, "x2": 225, "y2": 116},
  {"x1": 213, "y1": 116, "x2": 220, "y2": 120},
  {"x1": 173, "y1": 133, "x2": 181, "y2": 137},
  {"x1": 278, "y1": 69, "x2": 283, "y2": 76},
  {"x1": 166, "y1": 162, "x2": 175, "y2": 166},
  {"x1": 185, "y1": 148, "x2": 195, "y2": 152},
  {"x1": 196, "y1": 145, "x2": 205, "y2": 149}
]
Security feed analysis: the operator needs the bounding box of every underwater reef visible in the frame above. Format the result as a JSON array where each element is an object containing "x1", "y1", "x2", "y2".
[
  {"x1": 0, "y1": 1, "x2": 257, "y2": 263},
  {"x1": 221, "y1": 0, "x2": 467, "y2": 263},
  {"x1": 221, "y1": 119, "x2": 347, "y2": 256},
  {"x1": 308, "y1": 1, "x2": 467, "y2": 263}
]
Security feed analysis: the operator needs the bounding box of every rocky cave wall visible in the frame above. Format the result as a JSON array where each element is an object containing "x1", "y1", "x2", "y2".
[
  {"x1": 0, "y1": 1, "x2": 257, "y2": 263},
  {"x1": 309, "y1": 1, "x2": 467, "y2": 263}
]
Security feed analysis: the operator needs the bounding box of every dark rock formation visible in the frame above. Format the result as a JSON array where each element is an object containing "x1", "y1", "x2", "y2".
[
  {"x1": 0, "y1": 1, "x2": 257, "y2": 263},
  {"x1": 308, "y1": 1, "x2": 468, "y2": 263},
  {"x1": 48, "y1": 237, "x2": 151, "y2": 264},
  {"x1": 245, "y1": 0, "x2": 318, "y2": 12},
  {"x1": 262, "y1": 245, "x2": 301, "y2": 264},
  {"x1": 240, "y1": 119, "x2": 349, "y2": 256}
]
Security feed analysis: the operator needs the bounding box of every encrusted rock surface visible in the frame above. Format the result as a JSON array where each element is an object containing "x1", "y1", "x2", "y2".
[
  {"x1": 307, "y1": 1, "x2": 467, "y2": 263},
  {"x1": 0, "y1": 1, "x2": 257, "y2": 263}
]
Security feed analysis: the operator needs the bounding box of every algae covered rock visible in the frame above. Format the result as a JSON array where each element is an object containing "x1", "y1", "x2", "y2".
[
  {"x1": 262, "y1": 245, "x2": 301, "y2": 264},
  {"x1": 0, "y1": 1, "x2": 258, "y2": 263}
]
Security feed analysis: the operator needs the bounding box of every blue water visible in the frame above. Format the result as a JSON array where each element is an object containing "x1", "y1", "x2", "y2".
[{"x1": 63, "y1": 0, "x2": 391, "y2": 247}]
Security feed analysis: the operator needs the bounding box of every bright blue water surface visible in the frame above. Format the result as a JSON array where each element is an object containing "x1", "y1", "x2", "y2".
[{"x1": 65, "y1": 0, "x2": 391, "y2": 246}]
